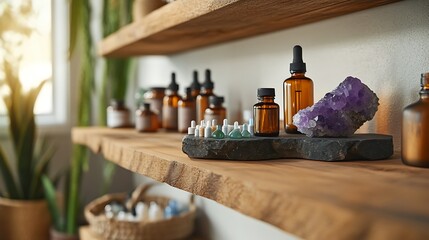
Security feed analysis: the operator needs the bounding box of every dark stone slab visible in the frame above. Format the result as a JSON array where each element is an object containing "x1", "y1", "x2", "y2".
[{"x1": 182, "y1": 134, "x2": 393, "y2": 161}]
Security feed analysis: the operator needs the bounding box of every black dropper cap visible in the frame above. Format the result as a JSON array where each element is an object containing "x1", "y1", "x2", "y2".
[
  {"x1": 290, "y1": 45, "x2": 306, "y2": 73},
  {"x1": 167, "y1": 72, "x2": 179, "y2": 91},
  {"x1": 209, "y1": 95, "x2": 224, "y2": 105},
  {"x1": 143, "y1": 102, "x2": 151, "y2": 110},
  {"x1": 190, "y1": 70, "x2": 201, "y2": 91},
  {"x1": 257, "y1": 88, "x2": 275, "y2": 97},
  {"x1": 185, "y1": 87, "x2": 192, "y2": 96},
  {"x1": 202, "y1": 69, "x2": 214, "y2": 90}
]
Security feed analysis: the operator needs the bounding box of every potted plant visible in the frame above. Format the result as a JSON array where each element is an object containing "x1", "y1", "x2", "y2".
[{"x1": 0, "y1": 2, "x2": 56, "y2": 239}]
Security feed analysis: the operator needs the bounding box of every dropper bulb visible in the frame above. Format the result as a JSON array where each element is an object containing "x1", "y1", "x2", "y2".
[{"x1": 290, "y1": 45, "x2": 306, "y2": 73}]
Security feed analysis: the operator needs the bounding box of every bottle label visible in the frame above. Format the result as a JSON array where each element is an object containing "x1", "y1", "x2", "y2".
[
  {"x1": 163, "y1": 106, "x2": 178, "y2": 129},
  {"x1": 107, "y1": 110, "x2": 129, "y2": 128},
  {"x1": 178, "y1": 107, "x2": 195, "y2": 132},
  {"x1": 135, "y1": 115, "x2": 152, "y2": 131},
  {"x1": 146, "y1": 99, "x2": 163, "y2": 124}
]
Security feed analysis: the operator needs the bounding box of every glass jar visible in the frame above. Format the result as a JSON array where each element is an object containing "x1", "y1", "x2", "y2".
[
  {"x1": 253, "y1": 88, "x2": 279, "y2": 137},
  {"x1": 107, "y1": 99, "x2": 130, "y2": 128},
  {"x1": 143, "y1": 87, "x2": 165, "y2": 128},
  {"x1": 135, "y1": 103, "x2": 158, "y2": 132}
]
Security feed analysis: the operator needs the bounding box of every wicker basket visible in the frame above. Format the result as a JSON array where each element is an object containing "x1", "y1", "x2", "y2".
[{"x1": 85, "y1": 184, "x2": 196, "y2": 240}]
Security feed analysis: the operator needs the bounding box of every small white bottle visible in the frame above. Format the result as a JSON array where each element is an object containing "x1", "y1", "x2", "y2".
[
  {"x1": 195, "y1": 125, "x2": 200, "y2": 137},
  {"x1": 248, "y1": 118, "x2": 254, "y2": 136},
  {"x1": 204, "y1": 120, "x2": 212, "y2": 138},
  {"x1": 222, "y1": 119, "x2": 229, "y2": 136},
  {"x1": 188, "y1": 120, "x2": 196, "y2": 135},
  {"x1": 148, "y1": 202, "x2": 163, "y2": 221}
]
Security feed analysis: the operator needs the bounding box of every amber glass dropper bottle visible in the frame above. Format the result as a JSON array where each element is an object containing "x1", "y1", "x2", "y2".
[
  {"x1": 162, "y1": 72, "x2": 181, "y2": 131},
  {"x1": 402, "y1": 72, "x2": 429, "y2": 168},
  {"x1": 196, "y1": 69, "x2": 215, "y2": 123},
  {"x1": 283, "y1": 45, "x2": 314, "y2": 133}
]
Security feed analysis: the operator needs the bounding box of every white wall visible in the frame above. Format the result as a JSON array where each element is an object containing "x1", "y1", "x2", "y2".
[{"x1": 134, "y1": 0, "x2": 429, "y2": 239}]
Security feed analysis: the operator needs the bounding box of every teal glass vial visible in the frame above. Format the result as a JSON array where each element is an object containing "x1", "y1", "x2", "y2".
[{"x1": 253, "y1": 88, "x2": 279, "y2": 137}]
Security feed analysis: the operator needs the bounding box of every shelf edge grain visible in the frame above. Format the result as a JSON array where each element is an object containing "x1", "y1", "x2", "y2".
[
  {"x1": 72, "y1": 127, "x2": 429, "y2": 240},
  {"x1": 99, "y1": 0, "x2": 402, "y2": 57}
]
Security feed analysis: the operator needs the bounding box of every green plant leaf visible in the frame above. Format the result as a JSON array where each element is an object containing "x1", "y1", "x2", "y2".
[
  {"x1": 0, "y1": 146, "x2": 21, "y2": 199},
  {"x1": 42, "y1": 175, "x2": 64, "y2": 232},
  {"x1": 30, "y1": 137, "x2": 56, "y2": 199}
]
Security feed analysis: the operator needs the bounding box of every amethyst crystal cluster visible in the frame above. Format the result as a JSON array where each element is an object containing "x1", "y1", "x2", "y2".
[{"x1": 293, "y1": 76, "x2": 379, "y2": 137}]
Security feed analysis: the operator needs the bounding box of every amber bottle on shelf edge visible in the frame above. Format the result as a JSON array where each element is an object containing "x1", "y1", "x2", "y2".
[
  {"x1": 143, "y1": 87, "x2": 165, "y2": 127},
  {"x1": 178, "y1": 87, "x2": 196, "y2": 133},
  {"x1": 135, "y1": 103, "x2": 159, "y2": 132},
  {"x1": 253, "y1": 88, "x2": 279, "y2": 137},
  {"x1": 402, "y1": 72, "x2": 429, "y2": 168},
  {"x1": 283, "y1": 45, "x2": 314, "y2": 134},
  {"x1": 107, "y1": 99, "x2": 130, "y2": 128},
  {"x1": 196, "y1": 69, "x2": 215, "y2": 123},
  {"x1": 162, "y1": 72, "x2": 181, "y2": 130}
]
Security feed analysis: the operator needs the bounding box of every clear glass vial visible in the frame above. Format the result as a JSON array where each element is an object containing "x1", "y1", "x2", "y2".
[
  {"x1": 283, "y1": 45, "x2": 314, "y2": 133},
  {"x1": 402, "y1": 72, "x2": 429, "y2": 168},
  {"x1": 135, "y1": 103, "x2": 159, "y2": 132},
  {"x1": 253, "y1": 88, "x2": 279, "y2": 137}
]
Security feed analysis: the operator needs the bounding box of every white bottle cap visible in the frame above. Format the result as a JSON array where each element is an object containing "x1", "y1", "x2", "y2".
[
  {"x1": 188, "y1": 120, "x2": 196, "y2": 135},
  {"x1": 234, "y1": 121, "x2": 239, "y2": 129},
  {"x1": 195, "y1": 125, "x2": 200, "y2": 137}
]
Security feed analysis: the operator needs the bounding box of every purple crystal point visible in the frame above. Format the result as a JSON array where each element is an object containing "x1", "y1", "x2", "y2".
[{"x1": 293, "y1": 76, "x2": 379, "y2": 137}]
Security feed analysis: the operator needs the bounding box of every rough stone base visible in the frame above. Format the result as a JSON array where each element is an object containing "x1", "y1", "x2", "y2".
[{"x1": 182, "y1": 134, "x2": 393, "y2": 161}]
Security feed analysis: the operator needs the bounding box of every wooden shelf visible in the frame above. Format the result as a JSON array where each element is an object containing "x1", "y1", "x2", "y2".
[
  {"x1": 100, "y1": 0, "x2": 401, "y2": 57},
  {"x1": 73, "y1": 127, "x2": 429, "y2": 240}
]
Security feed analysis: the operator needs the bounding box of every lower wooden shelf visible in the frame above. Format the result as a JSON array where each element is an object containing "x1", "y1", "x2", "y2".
[{"x1": 73, "y1": 127, "x2": 429, "y2": 240}]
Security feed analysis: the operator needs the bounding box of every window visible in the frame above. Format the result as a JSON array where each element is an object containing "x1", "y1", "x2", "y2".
[{"x1": 0, "y1": 0, "x2": 68, "y2": 129}]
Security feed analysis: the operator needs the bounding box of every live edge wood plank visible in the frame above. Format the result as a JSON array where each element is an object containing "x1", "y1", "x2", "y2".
[
  {"x1": 72, "y1": 127, "x2": 429, "y2": 240},
  {"x1": 100, "y1": 0, "x2": 401, "y2": 57}
]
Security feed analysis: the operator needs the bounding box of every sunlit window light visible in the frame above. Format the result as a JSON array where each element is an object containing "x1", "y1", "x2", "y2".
[{"x1": 0, "y1": 0, "x2": 53, "y2": 116}]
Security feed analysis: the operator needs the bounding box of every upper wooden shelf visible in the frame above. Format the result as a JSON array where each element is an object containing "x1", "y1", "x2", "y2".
[
  {"x1": 73, "y1": 127, "x2": 429, "y2": 240},
  {"x1": 100, "y1": 0, "x2": 401, "y2": 57}
]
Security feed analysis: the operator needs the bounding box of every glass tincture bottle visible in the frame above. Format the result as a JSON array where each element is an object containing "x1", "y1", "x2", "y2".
[
  {"x1": 190, "y1": 70, "x2": 201, "y2": 99},
  {"x1": 178, "y1": 87, "x2": 196, "y2": 133},
  {"x1": 253, "y1": 88, "x2": 279, "y2": 137},
  {"x1": 162, "y1": 73, "x2": 181, "y2": 130},
  {"x1": 143, "y1": 87, "x2": 165, "y2": 128},
  {"x1": 402, "y1": 72, "x2": 429, "y2": 168},
  {"x1": 136, "y1": 103, "x2": 158, "y2": 132},
  {"x1": 107, "y1": 99, "x2": 130, "y2": 128},
  {"x1": 196, "y1": 69, "x2": 215, "y2": 123},
  {"x1": 204, "y1": 96, "x2": 226, "y2": 125},
  {"x1": 283, "y1": 45, "x2": 314, "y2": 133}
]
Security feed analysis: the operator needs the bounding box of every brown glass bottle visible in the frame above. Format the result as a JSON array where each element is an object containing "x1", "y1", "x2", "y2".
[
  {"x1": 162, "y1": 73, "x2": 181, "y2": 130},
  {"x1": 178, "y1": 87, "x2": 196, "y2": 133},
  {"x1": 283, "y1": 45, "x2": 314, "y2": 133},
  {"x1": 204, "y1": 96, "x2": 226, "y2": 125},
  {"x1": 107, "y1": 99, "x2": 130, "y2": 128},
  {"x1": 402, "y1": 72, "x2": 429, "y2": 168},
  {"x1": 196, "y1": 69, "x2": 215, "y2": 123},
  {"x1": 143, "y1": 87, "x2": 165, "y2": 127},
  {"x1": 253, "y1": 88, "x2": 279, "y2": 137},
  {"x1": 135, "y1": 103, "x2": 158, "y2": 132}
]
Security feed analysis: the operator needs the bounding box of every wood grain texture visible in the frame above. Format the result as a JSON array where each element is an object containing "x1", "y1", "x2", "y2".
[
  {"x1": 73, "y1": 127, "x2": 429, "y2": 240},
  {"x1": 99, "y1": 0, "x2": 401, "y2": 57}
]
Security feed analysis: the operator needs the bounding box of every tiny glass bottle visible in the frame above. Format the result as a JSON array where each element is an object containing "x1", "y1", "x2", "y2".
[
  {"x1": 283, "y1": 45, "x2": 314, "y2": 133},
  {"x1": 178, "y1": 87, "x2": 196, "y2": 133},
  {"x1": 135, "y1": 103, "x2": 158, "y2": 132},
  {"x1": 143, "y1": 87, "x2": 165, "y2": 127},
  {"x1": 196, "y1": 69, "x2": 215, "y2": 123},
  {"x1": 162, "y1": 73, "x2": 181, "y2": 130},
  {"x1": 254, "y1": 88, "x2": 279, "y2": 137},
  {"x1": 204, "y1": 96, "x2": 226, "y2": 125},
  {"x1": 190, "y1": 70, "x2": 201, "y2": 99},
  {"x1": 107, "y1": 99, "x2": 130, "y2": 128},
  {"x1": 402, "y1": 72, "x2": 429, "y2": 168}
]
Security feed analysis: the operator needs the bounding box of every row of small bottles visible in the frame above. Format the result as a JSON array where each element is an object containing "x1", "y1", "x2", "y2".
[{"x1": 108, "y1": 69, "x2": 226, "y2": 133}]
